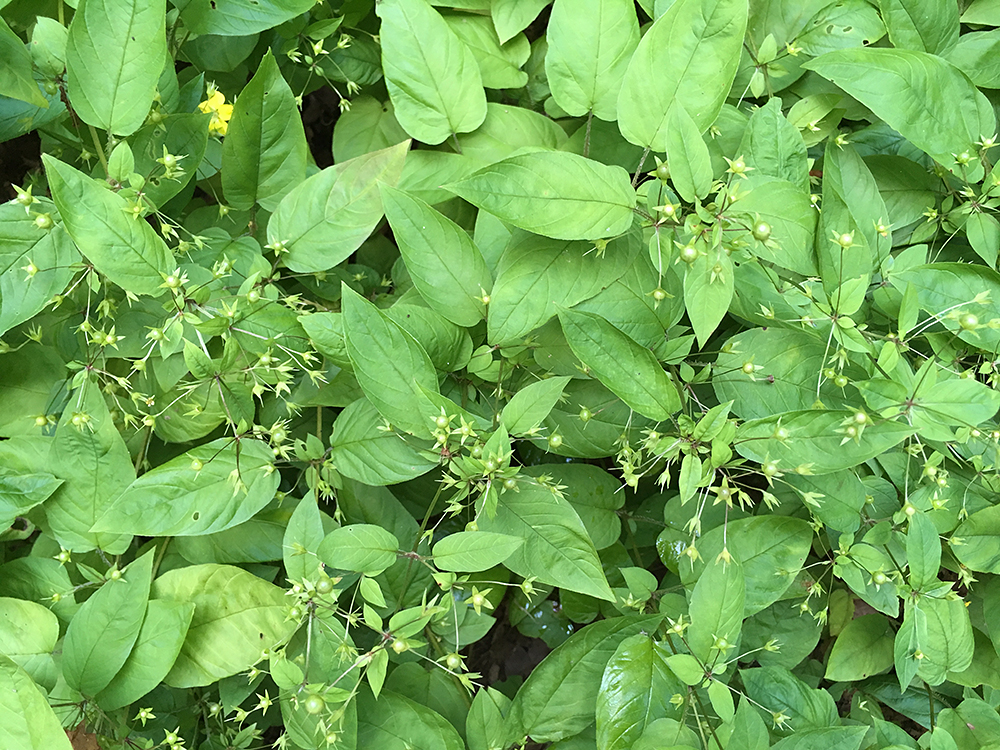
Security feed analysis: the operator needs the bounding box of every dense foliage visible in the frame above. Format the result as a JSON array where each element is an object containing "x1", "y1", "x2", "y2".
[{"x1": 5, "y1": 0, "x2": 1000, "y2": 748}]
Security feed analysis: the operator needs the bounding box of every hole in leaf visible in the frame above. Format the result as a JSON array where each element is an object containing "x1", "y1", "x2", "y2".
[
  {"x1": 843, "y1": 26, "x2": 853, "y2": 32},
  {"x1": 192, "y1": 512, "x2": 200, "y2": 521}
]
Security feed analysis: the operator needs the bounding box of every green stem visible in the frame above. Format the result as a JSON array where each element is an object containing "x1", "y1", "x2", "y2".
[
  {"x1": 926, "y1": 680, "x2": 935, "y2": 729},
  {"x1": 88, "y1": 124, "x2": 109, "y2": 177},
  {"x1": 583, "y1": 109, "x2": 594, "y2": 159}
]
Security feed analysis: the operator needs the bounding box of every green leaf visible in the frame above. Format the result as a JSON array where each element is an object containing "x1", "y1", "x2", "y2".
[
  {"x1": 596, "y1": 635, "x2": 684, "y2": 750},
  {"x1": 153, "y1": 564, "x2": 298, "y2": 687},
  {"x1": 727, "y1": 698, "x2": 770, "y2": 750},
  {"x1": 444, "y1": 12, "x2": 529, "y2": 90},
  {"x1": 222, "y1": 51, "x2": 307, "y2": 212},
  {"x1": 171, "y1": 0, "x2": 314, "y2": 35},
  {"x1": 66, "y1": 0, "x2": 166, "y2": 135},
  {"x1": 357, "y1": 689, "x2": 464, "y2": 750},
  {"x1": 559, "y1": 307, "x2": 681, "y2": 421},
  {"x1": 330, "y1": 398, "x2": 438, "y2": 486},
  {"x1": 92, "y1": 438, "x2": 278, "y2": 536},
  {"x1": 478, "y1": 480, "x2": 614, "y2": 601},
  {"x1": 377, "y1": 0, "x2": 487, "y2": 144},
  {"x1": 467, "y1": 687, "x2": 511, "y2": 750},
  {"x1": 522, "y1": 464, "x2": 624, "y2": 550},
  {"x1": 62, "y1": 550, "x2": 153, "y2": 696},
  {"x1": 952, "y1": 505, "x2": 1000, "y2": 573},
  {"x1": 43, "y1": 154, "x2": 171, "y2": 296},
  {"x1": 713, "y1": 328, "x2": 852, "y2": 421},
  {"x1": 0, "y1": 18, "x2": 46, "y2": 108},
  {"x1": 501, "y1": 377, "x2": 571, "y2": 436},
  {"x1": 617, "y1": 0, "x2": 747, "y2": 150},
  {"x1": 318, "y1": 524, "x2": 400, "y2": 575},
  {"x1": 917, "y1": 596, "x2": 975, "y2": 685},
  {"x1": 966, "y1": 212, "x2": 1000, "y2": 267},
  {"x1": 332, "y1": 96, "x2": 409, "y2": 163},
  {"x1": 817, "y1": 143, "x2": 889, "y2": 293},
  {"x1": 47, "y1": 386, "x2": 134, "y2": 554},
  {"x1": 891, "y1": 263, "x2": 1000, "y2": 352},
  {"x1": 795, "y1": 0, "x2": 885, "y2": 56},
  {"x1": 432, "y1": 531, "x2": 524, "y2": 572},
  {"x1": 504, "y1": 615, "x2": 664, "y2": 743},
  {"x1": 907, "y1": 511, "x2": 941, "y2": 590},
  {"x1": 282, "y1": 498, "x2": 328, "y2": 585},
  {"x1": 678, "y1": 516, "x2": 813, "y2": 616},
  {"x1": 269, "y1": 141, "x2": 409, "y2": 273},
  {"x1": 683, "y1": 246, "x2": 734, "y2": 347},
  {"x1": 664, "y1": 103, "x2": 712, "y2": 202},
  {"x1": 0, "y1": 656, "x2": 72, "y2": 750},
  {"x1": 688, "y1": 558, "x2": 745, "y2": 662},
  {"x1": 456, "y1": 102, "x2": 567, "y2": 163},
  {"x1": 491, "y1": 0, "x2": 550, "y2": 43},
  {"x1": 741, "y1": 665, "x2": 839, "y2": 730},
  {"x1": 488, "y1": 224, "x2": 641, "y2": 345},
  {"x1": 804, "y1": 49, "x2": 996, "y2": 170},
  {"x1": 877, "y1": 0, "x2": 959, "y2": 55},
  {"x1": 771, "y1": 727, "x2": 869, "y2": 750},
  {"x1": 0, "y1": 468, "x2": 62, "y2": 531},
  {"x1": 945, "y1": 29, "x2": 1000, "y2": 88},
  {"x1": 341, "y1": 285, "x2": 440, "y2": 437},
  {"x1": 0, "y1": 597, "x2": 59, "y2": 684},
  {"x1": 735, "y1": 410, "x2": 914, "y2": 475},
  {"x1": 381, "y1": 184, "x2": 492, "y2": 326},
  {"x1": 0, "y1": 207, "x2": 78, "y2": 338},
  {"x1": 729, "y1": 178, "x2": 818, "y2": 276},
  {"x1": 447, "y1": 150, "x2": 636, "y2": 241},
  {"x1": 739, "y1": 97, "x2": 810, "y2": 193},
  {"x1": 825, "y1": 613, "x2": 895, "y2": 681},
  {"x1": 95, "y1": 599, "x2": 195, "y2": 710},
  {"x1": 545, "y1": 0, "x2": 638, "y2": 121}
]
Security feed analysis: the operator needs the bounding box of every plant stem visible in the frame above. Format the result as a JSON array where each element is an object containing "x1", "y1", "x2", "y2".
[
  {"x1": 88, "y1": 124, "x2": 109, "y2": 177},
  {"x1": 584, "y1": 109, "x2": 594, "y2": 158}
]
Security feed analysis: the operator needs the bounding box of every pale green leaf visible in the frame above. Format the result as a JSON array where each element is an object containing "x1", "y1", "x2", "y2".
[
  {"x1": 66, "y1": 0, "x2": 166, "y2": 135},
  {"x1": 154, "y1": 564, "x2": 298, "y2": 687},
  {"x1": 43, "y1": 154, "x2": 171, "y2": 296},
  {"x1": 447, "y1": 150, "x2": 636, "y2": 240},
  {"x1": 222, "y1": 51, "x2": 307, "y2": 211},
  {"x1": 432, "y1": 531, "x2": 524, "y2": 572},
  {"x1": 269, "y1": 141, "x2": 409, "y2": 273},
  {"x1": 377, "y1": 0, "x2": 488, "y2": 144},
  {"x1": 617, "y1": 0, "x2": 747, "y2": 150},
  {"x1": 92, "y1": 438, "x2": 279, "y2": 537}
]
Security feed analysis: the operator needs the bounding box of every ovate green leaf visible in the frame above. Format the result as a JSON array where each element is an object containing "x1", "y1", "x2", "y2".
[
  {"x1": 62, "y1": 550, "x2": 153, "y2": 696},
  {"x1": 381, "y1": 184, "x2": 491, "y2": 326},
  {"x1": 154, "y1": 564, "x2": 298, "y2": 687},
  {"x1": 95, "y1": 599, "x2": 195, "y2": 710},
  {"x1": 825, "y1": 613, "x2": 895, "y2": 681},
  {"x1": 222, "y1": 51, "x2": 307, "y2": 211},
  {"x1": 330, "y1": 398, "x2": 437, "y2": 486},
  {"x1": 341, "y1": 285, "x2": 439, "y2": 437},
  {"x1": 377, "y1": 0, "x2": 487, "y2": 144},
  {"x1": 559, "y1": 307, "x2": 681, "y2": 422},
  {"x1": 0, "y1": 656, "x2": 72, "y2": 750},
  {"x1": 92, "y1": 438, "x2": 278, "y2": 536},
  {"x1": 171, "y1": 0, "x2": 314, "y2": 35},
  {"x1": 66, "y1": 0, "x2": 166, "y2": 135},
  {"x1": 545, "y1": 0, "x2": 638, "y2": 120},
  {"x1": 596, "y1": 635, "x2": 684, "y2": 750},
  {"x1": 44, "y1": 154, "x2": 171, "y2": 296},
  {"x1": 0, "y1": 17, "x2": 46, "y2": 107},
  {"x1": 432, "y1": 531, "x2": 524, "y2": 572},
  {"x1": 504, "y1": 615, "x2": 664, "y2": 743},
  {"x1": 318, "y1": 524, "x2": 400, "y2": 576},
  {"x1": 617, "y1": 0, "x2": 747, "y2": 150},
  {"x1": 269, "y1": 141, "x2": 409, "y2": 273},
  {"x1": 447, "y1": 150, "x2": 636, "y2": 241},
  {"x1": 688, "y1": 558, "x2": 745, "y2": 662},
  {"x1": 804, "y1": 49, "x2": 995, "y2": 169},
  {"x1": 478, "y1": 480, "x2": 614, "y2": 601}
]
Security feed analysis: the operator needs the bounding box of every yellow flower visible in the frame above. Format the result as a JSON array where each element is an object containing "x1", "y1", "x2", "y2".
[{"x1": 198, "y1": 89, "x2": 233, "y2": 137}]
